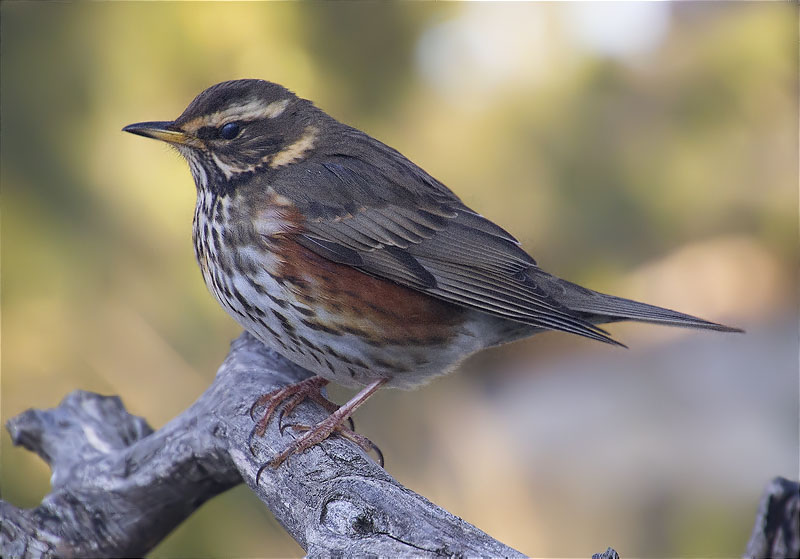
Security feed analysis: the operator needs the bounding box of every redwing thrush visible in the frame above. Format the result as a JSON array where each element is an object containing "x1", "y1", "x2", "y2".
[{"x1": 124, "y1": 79, "x2": 740, "y2": 468}]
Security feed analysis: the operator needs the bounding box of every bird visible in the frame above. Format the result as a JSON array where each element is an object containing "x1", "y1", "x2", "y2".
[{"x1": 123, "y1": 79, "x2": 740, "y2": 468}]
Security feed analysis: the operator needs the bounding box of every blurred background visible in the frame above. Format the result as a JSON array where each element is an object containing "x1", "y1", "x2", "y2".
[{"x1": 1, "y1": 2, "x2": 797, "y2": 557}]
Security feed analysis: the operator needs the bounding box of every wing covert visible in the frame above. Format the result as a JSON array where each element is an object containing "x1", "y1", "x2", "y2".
[{"x1": 260, "y1": 134, "x2": 616, "y2": 344}]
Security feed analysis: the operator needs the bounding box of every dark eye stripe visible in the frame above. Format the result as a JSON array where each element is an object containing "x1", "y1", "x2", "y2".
[
  {"x1": 196, "y1": 126, "x2": 218, "y2": 140},
  {"x1": 196, "y1": 122, "x2": 243, "y2": 141}
]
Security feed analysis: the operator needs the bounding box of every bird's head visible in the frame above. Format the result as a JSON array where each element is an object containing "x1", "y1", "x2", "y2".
[{"x1": 123, "y1": 79, "x2": 321, "y2": 193}]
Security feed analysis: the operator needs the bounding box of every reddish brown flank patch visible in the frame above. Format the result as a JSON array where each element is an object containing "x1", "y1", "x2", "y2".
[{"x1": 274, "y1": 236, "x2": 465, "y2": 345}]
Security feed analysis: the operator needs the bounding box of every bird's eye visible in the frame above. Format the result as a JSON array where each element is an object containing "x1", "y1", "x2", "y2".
[{"x1": 219, "y1": 122, "x2": 241, "y2": 140}]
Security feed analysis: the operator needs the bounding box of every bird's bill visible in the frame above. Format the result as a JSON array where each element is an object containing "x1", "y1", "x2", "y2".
[{"x1": 122, "y1": 121, "x2": 188, "y2": 145}]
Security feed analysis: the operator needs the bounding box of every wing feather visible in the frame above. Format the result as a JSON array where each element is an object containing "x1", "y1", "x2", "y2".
[{"x1": 261, "y1": 134, "x2": 617, "y2": 344}]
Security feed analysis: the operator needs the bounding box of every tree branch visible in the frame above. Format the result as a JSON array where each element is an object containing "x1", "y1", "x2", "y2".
[
  {"x1": 744, "y1": 477, "x2": 800, "y2": 559},
  {"x1": 3, "y1": 330, "x2": 794, "y2": 558},
  {"x1": 1, "y1": 332, "x2": 527, "y2": 558}
]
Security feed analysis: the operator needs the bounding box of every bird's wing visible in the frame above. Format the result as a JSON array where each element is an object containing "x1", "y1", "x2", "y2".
[{"x1": 266, "y1": 149, "x2": 619, "y2": 346}]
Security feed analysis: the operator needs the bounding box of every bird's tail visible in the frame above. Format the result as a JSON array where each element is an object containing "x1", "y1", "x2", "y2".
[{"x1": 532, "y1": 270, "x2": 743, "y2": 335}]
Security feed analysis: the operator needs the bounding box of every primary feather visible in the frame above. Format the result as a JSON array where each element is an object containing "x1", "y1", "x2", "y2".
[{"x1": 263, "y1": 118, "x2": 740, "y2": 345}]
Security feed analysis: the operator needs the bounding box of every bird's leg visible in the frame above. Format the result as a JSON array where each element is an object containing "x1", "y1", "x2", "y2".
[
  {"x1": 325, "y1": 425, "x2": 385, "y2": 466},
  {"x1": 281, "y1": 419, "x2": 384, "y2": 465},
  {"x1": 249, "y1": 375, "x2": 330, "y2": 439},
  {"x1": 269, "y1": 377, "x2": 389, "y2": 467},
  {"x1": 277, "y1": 385, "x2": 355, "y2": 434}
]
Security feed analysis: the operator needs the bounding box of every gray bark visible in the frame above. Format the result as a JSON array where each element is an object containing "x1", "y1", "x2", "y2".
[
  {"x1": 9, "y1": 329, "x2": 789, "y2": 558},
  {"x1": 1, "y1": 331, "x2": 528, "y2": 558},
  {"x1": 743, "y1": 477, "x2": 800, "y2": 559}
]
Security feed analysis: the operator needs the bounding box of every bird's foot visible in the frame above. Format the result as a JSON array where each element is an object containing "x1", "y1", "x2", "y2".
[
  {"x1": 248, "y1": 375, "x2": 331, "y2": 453},
  {"x1": 249, "y1": 376, "x2": 388, "y2": 479},
  {"x1": 269, "y1": 414, "x2": 384, "y2": 469}
]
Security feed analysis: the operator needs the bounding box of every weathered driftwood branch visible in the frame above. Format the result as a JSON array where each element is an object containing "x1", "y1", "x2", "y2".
[
  {"x1": 744, "y1": 476, "x2": 800, "y2": 559},
  {"x1": 1, "y1": 329, "x2": 795, "y2": 558},
  {"x1": 1, "y1": 332, "x2": 528, "y2": 558}
]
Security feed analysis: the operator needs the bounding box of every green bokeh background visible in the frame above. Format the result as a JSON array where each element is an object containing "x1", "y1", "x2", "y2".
[{"x1": 1, "y1": 2, "x2": 797, "y2": 557}]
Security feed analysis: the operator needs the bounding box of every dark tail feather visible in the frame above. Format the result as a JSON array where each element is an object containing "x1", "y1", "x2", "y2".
[
  {"x1": 574, "y1": 291, "x2": 743, "y2": 332},
  {"x1": 534, "y1": 271, "x2": 744, "y2": 334}
]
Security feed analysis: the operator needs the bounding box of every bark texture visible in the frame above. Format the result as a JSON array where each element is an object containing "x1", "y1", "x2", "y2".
[{"x1": 1, "y1": 332, "x2": 526, "y2": 558}]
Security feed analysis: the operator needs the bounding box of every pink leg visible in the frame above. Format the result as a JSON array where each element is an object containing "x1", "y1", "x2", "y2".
[
  {"x1": 269, "y1": 378, "x2": 389, "y2": 467},
  {"x1": 277, "y1": 387, "x2": 355, "y2": 434},
  {"x1": 249, "y1": 376, "x2": 329, "y2": 438}
]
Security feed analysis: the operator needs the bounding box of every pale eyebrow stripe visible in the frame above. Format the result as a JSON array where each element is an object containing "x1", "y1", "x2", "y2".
[
  {"x1": 182, "y1": 98, "x2": 289, "y2": 132},
  {"x1": 270, "y1": 125, "x2": 318, "y2": 168},
  {"x1": 209, "y1": 125, "x2": 318, "y2": 179}
]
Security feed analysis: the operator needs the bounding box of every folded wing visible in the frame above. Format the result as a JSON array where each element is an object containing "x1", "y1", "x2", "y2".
[{"x1": 265, "y1": 145, "x2": 623, "y2": 345}]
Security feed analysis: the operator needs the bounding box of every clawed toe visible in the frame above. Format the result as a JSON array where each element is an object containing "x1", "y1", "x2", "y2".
[
  {"x1": 335, "y1": 428, "x2": 384, "y2": 467},
  {"x1": 249, "y1": 376, "x2": 330, "y2": 436},
  {"x1": 279, "y1": 420, "x2": 304, "y2": 436},
  {"x1": 247, "y1": 426, "x2": 260, "y2": 457},
  {"x1": 277, "y1": 422, "x2": 382, "y2": 465},
  {"x1": 250, "y1": 377, "x2": 389, "y2": 475},
  {"x1": 266, "y1": 421, "x2": 382, "y2": 468}
]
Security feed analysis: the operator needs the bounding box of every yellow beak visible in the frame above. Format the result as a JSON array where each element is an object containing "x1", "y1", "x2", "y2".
[{"x1": 122, "y1": 121, "x2": 189, "y2": 145}]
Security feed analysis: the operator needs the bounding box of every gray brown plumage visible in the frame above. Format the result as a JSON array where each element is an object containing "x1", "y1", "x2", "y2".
[{"x1": 124, "y1": 79, "x2": 741, "y2": 467}]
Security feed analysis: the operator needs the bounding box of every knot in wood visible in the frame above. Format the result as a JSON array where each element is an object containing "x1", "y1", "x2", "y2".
[{"x1": 320, "y1": 496, "x2": 384, "y2": 537}]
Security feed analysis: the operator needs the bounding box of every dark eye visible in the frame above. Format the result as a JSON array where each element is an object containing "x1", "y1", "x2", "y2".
[{"x1": 219, "y1": 122, "x2": 241, "y2": 140}]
